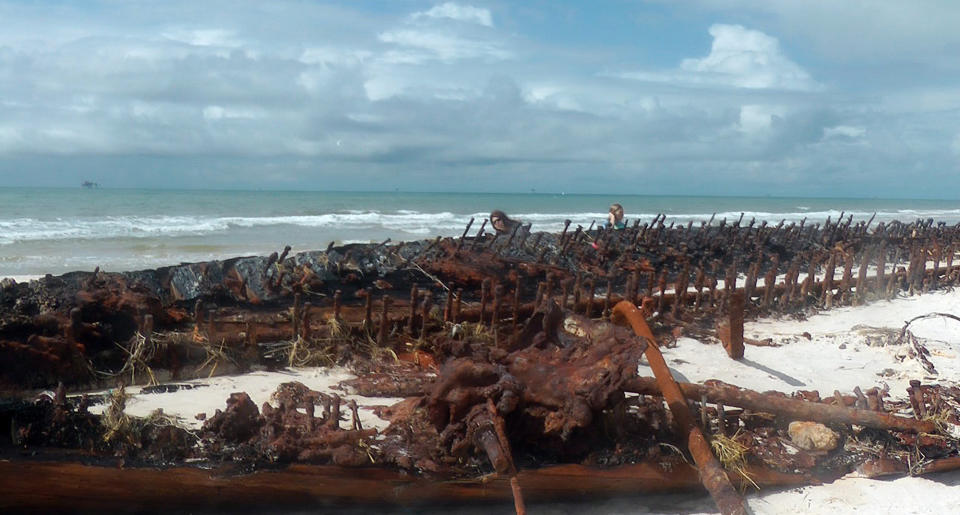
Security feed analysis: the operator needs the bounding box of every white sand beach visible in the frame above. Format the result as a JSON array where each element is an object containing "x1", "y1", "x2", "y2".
[
  {"x1": 644, "y1": 289, "x2": 960, "y2": 514},
  {"x1": 79, "y1": 288, "x2": 960, "y2": 514}
]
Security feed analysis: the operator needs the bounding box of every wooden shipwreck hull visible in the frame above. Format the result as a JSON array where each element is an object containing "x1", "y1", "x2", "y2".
[
  {"x1": 2, "y1": 214, "x2": 960, "y2": 513},
  {"x1": 0, "y1": 458, "x2": 823, "y2": 513}
]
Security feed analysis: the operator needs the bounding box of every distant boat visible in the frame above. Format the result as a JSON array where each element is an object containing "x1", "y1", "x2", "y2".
[{"x1": 81, "y1": 181, "x2": 100, "y2": 189}]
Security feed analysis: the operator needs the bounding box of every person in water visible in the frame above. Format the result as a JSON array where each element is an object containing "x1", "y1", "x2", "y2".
[
  {"x1": 489, "y1": 210, "x2": 522, "y2": 234},
  {"x1": 606, "y1": 203, "x2": 626, "y2": 230}
]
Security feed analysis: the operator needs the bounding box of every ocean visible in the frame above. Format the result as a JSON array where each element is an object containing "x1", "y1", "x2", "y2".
[{"x1": 1, "y1": 187, "x2": 958, "y2": 277}]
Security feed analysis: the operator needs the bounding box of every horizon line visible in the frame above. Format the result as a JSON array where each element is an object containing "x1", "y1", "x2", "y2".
[{"x1": 2, "y1": 185, "x2": 959, "y2": 203}]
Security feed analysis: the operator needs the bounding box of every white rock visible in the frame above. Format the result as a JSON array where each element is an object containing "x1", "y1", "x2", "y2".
[{"x1": 788, "y1": 421, "x2": 839, "y2": 451}]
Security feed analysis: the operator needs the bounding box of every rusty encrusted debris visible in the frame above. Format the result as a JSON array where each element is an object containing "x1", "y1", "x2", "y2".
[{"x1": 3, "y1": 214, "x2": 960, "y2": 513}]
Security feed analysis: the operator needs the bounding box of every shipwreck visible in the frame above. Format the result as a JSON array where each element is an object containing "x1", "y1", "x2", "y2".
[{"x1": 2, "y1": 213, "x2": 960, "y2": 514}]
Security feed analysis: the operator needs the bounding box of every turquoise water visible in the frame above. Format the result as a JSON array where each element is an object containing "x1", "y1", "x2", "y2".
[{"x1": 1, "y1": 188, "x2": 958, "y2": 276}]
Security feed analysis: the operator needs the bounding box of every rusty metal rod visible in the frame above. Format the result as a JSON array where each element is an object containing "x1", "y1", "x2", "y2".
[
  {"x1": 611, "y1": 301, "x2": 747, "y2": 515},
  {"x1": 408, "y1": 286, "x2": 419, "y2": 335},
  {"x1": 624, "y1": 377, "x2": 938, "y2": 434},
  {"x1": 456, "y1": 217, "x2": 475, "y2": 253}
]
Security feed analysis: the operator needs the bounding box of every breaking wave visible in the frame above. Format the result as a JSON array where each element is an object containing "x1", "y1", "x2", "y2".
[{"x1": 2, "y1": 208, "x2": 960, "y2": 245}]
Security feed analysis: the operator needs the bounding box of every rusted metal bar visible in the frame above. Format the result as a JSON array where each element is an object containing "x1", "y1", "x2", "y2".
[
  {"x1": 853, "y1": 386, "x2": 868, "y2": 410},
  {"x1": 780, "y1": 259, "x2": 797, "y2": 307},
  {"x1": 624, "y1": 377, "x2": 938, "y2": 434},
  {"x1": 0, "y1": 458, "x2": 822, "y2": 512},
  {"x1": 207, "y1": 309, "x2": 216, "y2": 339},
  {"x1": 840, "y1": 251, "x2": 854, "y2": 303},
  {"x1": 573, "y1": 272, "x2": 583, "y2": 311},
  {"x1": 408, "y1": 286, "x2": 419, "y2": 335},
  {"x1": 856, "y1": 247, "x2": 871, "y2": 303},
  {"x1": 293, "y1": 292, "x2": 302, "y2": 338},
  {"x1": 673, "y1": 264, "x2": 689, "y2": 317},
  {"x1": 585, "y1": 279, "x2": 596, "y2": 318},
  {"x1": 909, "y1": 379, "x2": 926, "y2": 419},
  {"x1": 420, "y1": 292, "x2": 433, "y2": 341},
  {"x1": 456, "y1": 217, "x2": 475, "y2": 254},
  {"x1": 377, "y1": 296, "x2": 391, "y2": 346},
  {"x1": 800, "y1": 256, "x2": 817, "y2": 299},
  {"x1": 364, "y1": 292, "x2": 373, "y2": 330},
  {"x1": 443, "y1": 287, "x2": 454, "y2": 322},
  {"x1": 333, "y1": 290, "x2": 342, "y2": 321},
  {"x1": 559, "y1": 219, "x2": 572, "y2": 245},
  {"x1": 694, "y1": 265, "x2": 706, "y2": 308},
  {"x1": 627, "y1": 271, "x2": 638, "y2": 307},
  {"x1": 604, "y1": 278, "x2": 613, "y2": 319},
  {"x1": 916, "y1": 456, "x2": 960, "y2": 476},
  {"x1": 513, "y1": 276, "x2": 521, "y2": 340},
  {"x1": 278, "y1": 245, "x2": 292, "y2": 265},
  {"x1": 762, "y1": 258, "x2": 778, "y2": 309},
  {"x1": 470, "y1": 219, "x2": 488, "y2": 251},
  {"x1": 611, "y1": 301, "x2": 747, "y2": 515},
  {"x1": 876, "y1": 243, "x2": 887, "y2": 293},
  {"x1": 726, "y1": 292, "x2": 744, "y2": 359},
  {"x1": 717, "y1": 402, "x2": 727, "y2": 436},
  {"x1": 142, "y1": 314, "x2": 153, "y2": 346},
  {"x1": 480, "y1": 278, "x2": 491, "y2": 327},
  {"x1": 821, "y1": 251, "x2": 837, "y2": 305},
  {"x1": 544, "y1": 273, "x2": 555, "y2": 302},
  {"x1": 723, "y1": 264, "x2": 737, "y2": 310},
  {"x1": 301, "y1": 302, "x2": 312, "y2": 340},
  {"x1": 492, "y1": 284, "x2": 503, "y2": 345},
  {"x1": 453, "y1": 288, "x2": 463, "y2": 324}
]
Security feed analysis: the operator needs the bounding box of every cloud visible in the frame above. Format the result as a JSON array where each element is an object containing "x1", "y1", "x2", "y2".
[
  {"x1": 616, "y1": 24, "x2": 819, "y2": 91},
  {"x1": 299, "y1": 47, "x2": 372, "y2": 67},
  {"x1": 202, "y1": 105, "x2": 262, "y2": 120},
  {"x1": 377, "y1": 29, "x2": 510, "y2": 63},
  {"x1": 686, "y1": 1, "x2": 960, "y2": 67},
  {"x1": 162, "y1": 28, "x2": 242, "y2": 48},
  {"x1": 737, "y1": 104, "x2": 785, "y2": 135},
  {"x1": 822, "y1": 125, "x2": 866, "y2": 141},
  {"x1": 0, "y1": 1, "x2": 957, "y2": 197},
  {"x1": 411, "y1": 3, "x2": 493, "y2": 27}
]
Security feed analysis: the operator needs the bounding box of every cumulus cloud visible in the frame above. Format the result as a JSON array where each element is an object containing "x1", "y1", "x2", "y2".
[
  {"x1": 617, "y1": 24, "x2": 819, "y2": 91},
  {"x1": 0, "y1": 1, "x2": 957, "y2": 197},
  {"x1": 687, "y1": 0, "x2": 960, "y2": 66},
  {"x1": 411, "y1": 3, "x2": 493, "y2": 27}
]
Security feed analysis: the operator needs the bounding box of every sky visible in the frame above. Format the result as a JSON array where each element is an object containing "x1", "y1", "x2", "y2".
[{"x1": 1, "y1": 1, "x2": 959, "y2": 197}]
